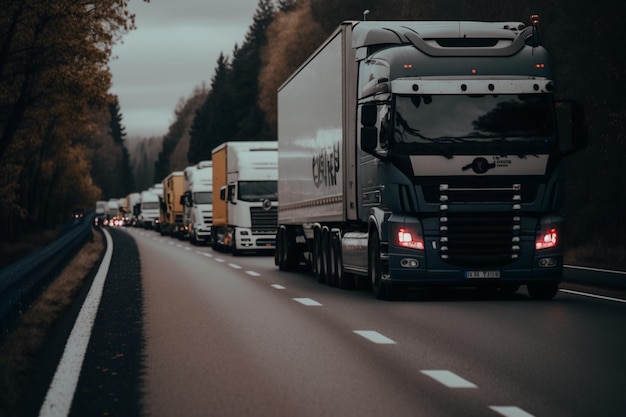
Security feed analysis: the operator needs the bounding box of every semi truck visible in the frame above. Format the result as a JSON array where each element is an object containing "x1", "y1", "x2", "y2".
[
  {"x1": 275, "y1": 19, "x2": 586, "y2": 300},
  {"x1": 138, "y1": 189, "x2": 160, "y2": 229},
  {"x1": 211, "y1": 141, "x2": 278, "y2": 255},
  {"x1": 160, "y1": 171, "x2": 185, "y2": 237},
  {"x1": 181, "y1": 161, "x2": 213, "y2": 245}
]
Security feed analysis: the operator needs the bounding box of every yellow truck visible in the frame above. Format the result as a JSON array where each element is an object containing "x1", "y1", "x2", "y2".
[{"x1": 160, "y1": 171, "x2": 185, "y2": 237}]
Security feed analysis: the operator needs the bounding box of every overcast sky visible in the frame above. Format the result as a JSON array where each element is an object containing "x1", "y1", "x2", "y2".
[{"x1": 109, "y1": 0, "x2": 261, "y2": 138}]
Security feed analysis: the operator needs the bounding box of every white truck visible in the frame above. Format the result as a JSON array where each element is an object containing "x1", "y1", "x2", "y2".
[
  {"x1": 211, "y1": 141, "x2": 278, "y2": 255},
  {"x1": 181, "y1": 161, "x2": 213, "y2": 245},
  {"x1": 138, "y1": 189, "x2": 160, "y2": 229},
  {"x1": 94, "y1": 200, "x2": 107, "y2": 226},
  {"x1": 105, "y1": 199, "x2": 120, "y2": 226},
  {"x1": 275, "y1": 19, "x2": 586, "y2": 299}
]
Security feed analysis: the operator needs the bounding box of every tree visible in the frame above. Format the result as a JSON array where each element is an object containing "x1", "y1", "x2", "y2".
[
  {"x1": 0, "y1": 0, "x2": 145, "y2": 241},
  {"x1": 259, "y1": 0, "x2": 325, "y2": 135}
]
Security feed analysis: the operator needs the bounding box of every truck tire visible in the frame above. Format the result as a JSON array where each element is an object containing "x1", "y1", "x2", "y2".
[
  {"x1": 527, "y1": 283, "x2": 559, "y2": 300},
  {"x1": 369, "y1": 233, "x2": 387, "y2": 299},
  {"x1": 332, "y1": 231, "x2": 353, "y2": 290},
  {"x1": 313, "y1": 229, "x2": 325, "y2": 283},
  {"x1": 324, "y1": 228, "x2": 337, "y2": 287},
  {"x1": 369, "y1": 233, "x2": 405, "y2": 300},
  {"x1": 276, "y1": 227, "x2": 299, "y2": 271}
]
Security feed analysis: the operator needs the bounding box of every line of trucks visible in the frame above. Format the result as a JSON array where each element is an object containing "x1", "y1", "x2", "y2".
[
  {"x1": 98, "y1": 18, "x2": 587, "y2": 300},
  {"x1": 96, "y1": 141, "x2": 279, "y2": 253}
]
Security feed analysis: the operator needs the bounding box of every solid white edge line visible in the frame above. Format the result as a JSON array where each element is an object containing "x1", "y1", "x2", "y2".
[
  {"x1": 353, "y1": 330, "x2": 397, "y2": 344},
  {"x1": 421, "y1": 370, "x2": 477, "y2": 388},
  {"x1": 489, "y1": 405, "x2": 536, "y2": 417},
  {"x1": 559, "y1": 289, "x2": 626, "y2": 304},
  {"x1": 565, "y1": 264, "x2": 626, "y2": 275},
  {"x1": 39, "y1": 228, "x2": 114, "y2": 417}
]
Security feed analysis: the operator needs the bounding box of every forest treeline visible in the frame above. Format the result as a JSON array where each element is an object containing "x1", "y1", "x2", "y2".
[
  {"x1": 2, "y1": 0, "x2": 624, "y2": 266},
  {"x1": 0, "y1": 0, "x2": 143, "y2": 242}
]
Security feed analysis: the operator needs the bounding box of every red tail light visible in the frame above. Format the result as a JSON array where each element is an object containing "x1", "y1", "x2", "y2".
[
  {"x1": 535, "y1": 227, "x2": 558, "y2": 250},
  {"x1": 397, "y1": 227, "x2": 424, "y2": 250}
]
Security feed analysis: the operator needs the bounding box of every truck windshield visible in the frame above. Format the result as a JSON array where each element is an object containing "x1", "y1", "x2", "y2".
[
  {"x1": 238, "y1": 181, "x2": 277, "y2": 202},
  {"x1": 142, "y1": 202, "x2": 159, "y2": 210},
  {"x1": 393, "y1": 94, "x2": 554, "y2": 150},
  {"x1": 193, "y1": 192, "x2": 212, "y2": 204}
]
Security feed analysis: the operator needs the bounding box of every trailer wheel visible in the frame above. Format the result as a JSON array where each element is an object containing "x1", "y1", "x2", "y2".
[
  {"x1": 325, "y1": 229, "x2": 337, "y2": 287},
  {"x1": 313, "y1": 229, "x2": 325, "y2": 283},
  {"x1": 527, "y1": 283, "x2": 559, "y2": 300},
  {"x1": 276, "y1": 227, "x2": 295, "y2": 271}
]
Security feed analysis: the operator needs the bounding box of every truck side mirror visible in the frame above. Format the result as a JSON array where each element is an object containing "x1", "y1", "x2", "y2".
[
  {"x1": 220, "y1": 186, "x2": 227, "y2": 201},
  {"x1": 227, "y1": 184, "x2": 237, "y2": 204},
  {"x1": 361, "y1": 127, "x2": 378, "y2": 152},
  {"x1": 556, "y1": 100, "x2": 588, "y2": 155},
  {"x1": 360, "y1": 103, "x2": 379, "y2": 153}
]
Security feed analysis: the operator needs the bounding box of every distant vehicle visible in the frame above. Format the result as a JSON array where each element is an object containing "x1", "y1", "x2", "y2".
[
  {"x1": 71, "y1": 208, "x2": 84, "y2": 219},
  {"x1": 124, "y1": 192, "x2": 141, "y2": 226},
  {"x1": 94, "y1": 200, "x2": 107, "y2": 226},
  {"x1": 275, "y1": 19, "x2": 587, "y2": 299},
  {"x1": 181, "y1": 161, "x2": 213, "y2": 245},
  {"x1": 160, "y1": 171, "x2": 185, "y2": 237},
  {"x1": 138, "y1": 190, "x2": 161, "y2": 229},
  {"x1": 212, "y1": 141, "x2": 278, "y2": 255},
  {"x1": 105, "y1": 199, "x2": 120, "y2": 226}
]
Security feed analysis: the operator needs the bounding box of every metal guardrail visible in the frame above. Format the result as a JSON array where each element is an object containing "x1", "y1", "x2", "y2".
[{"x1": 0, "y1": 212, "x2": 96, "y2": 336}]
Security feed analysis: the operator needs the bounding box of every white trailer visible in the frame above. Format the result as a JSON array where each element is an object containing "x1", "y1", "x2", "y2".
[{"x1": 182, "y1": 161, "x2": 213, "y2": 244}]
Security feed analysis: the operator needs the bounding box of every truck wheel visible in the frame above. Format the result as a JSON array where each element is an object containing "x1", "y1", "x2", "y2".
[
  {"x1": 333, "y1": 232, "x2": 352, "y2": 290},
  {"x1": 369, "y1": 233, "x2": 405, "y2": 300},
  {"x1": 369, "y1": 233, "x2": 387, "y2": 299},
  {"x1": 231, "y1": 235, "x2": 240, "y2": 256},
  {"x1": 325, "y1": 229, "x2": 337, "y2": 287},
  {"x1": 313, "y1": 230, "x2": 325, "y2": 283},
  {"x1": 527, "y1": 283, "x2": 559, "y2": 300}
]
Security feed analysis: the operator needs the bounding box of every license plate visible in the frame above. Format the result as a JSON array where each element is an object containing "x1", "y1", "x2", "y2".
[{"x1": 465, "y1": 270, "x2": 501, "y2": 279}]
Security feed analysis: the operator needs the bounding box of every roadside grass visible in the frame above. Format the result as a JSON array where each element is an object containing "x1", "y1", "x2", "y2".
[{"x1": 0, "y1": 229, "x2": 105, "y2": 411}]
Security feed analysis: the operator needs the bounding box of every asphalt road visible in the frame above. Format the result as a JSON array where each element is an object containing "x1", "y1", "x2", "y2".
[{"x1": 23, "y1": 227, "x2": 626, "y2": 417}]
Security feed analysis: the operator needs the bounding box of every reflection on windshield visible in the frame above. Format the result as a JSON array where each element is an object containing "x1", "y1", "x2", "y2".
[
  {"x1": 394, "y1": 94, "x2": 553, "y2": 144},
  {"x1": 194, "y1": 192, "x2": 212, "y2": 204},
  {"x1": 238, "y1": 181, "x2": 277, "y2": 202}
]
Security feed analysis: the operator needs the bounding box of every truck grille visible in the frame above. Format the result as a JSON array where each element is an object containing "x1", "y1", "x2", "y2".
[
  {"x1": 439, "y1": 184, "x2": 521, "y2": 267},
  {"x1": 250, "y1": 206, "x2": 277, "y2": 233}
]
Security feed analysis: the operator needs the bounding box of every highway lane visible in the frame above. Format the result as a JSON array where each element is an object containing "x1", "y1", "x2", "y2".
[{"x1": 128, "y1": 227, "x2": 626, "y2": 417}]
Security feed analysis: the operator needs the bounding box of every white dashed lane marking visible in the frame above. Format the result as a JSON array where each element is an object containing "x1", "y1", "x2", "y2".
[
  {"x1": 421, "y1": 370, "x2": 478, "y2": 388},
  {"x1": 353, "y1": 330, "x2": 397, "y2": 344},
  {"x1": 271, "y1": 284, "x2": 286, "y2": 290},
  {"x1": 246, "y1": 271, "x2": 261, "y2": 277},
  {"x1": 228, "y1": 263, "x2": 242, "y2": 269},
  {"x1": 293, "y1": 298, "x2": 322, "y2": 306},
  {"x1": 489, "y1": 406, "x2": 535, "y2": 417}
]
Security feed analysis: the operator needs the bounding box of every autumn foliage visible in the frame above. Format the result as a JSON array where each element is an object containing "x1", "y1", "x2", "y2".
[{"x1": 0, "y1": 0, "x2": 142, "y2": 241}]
